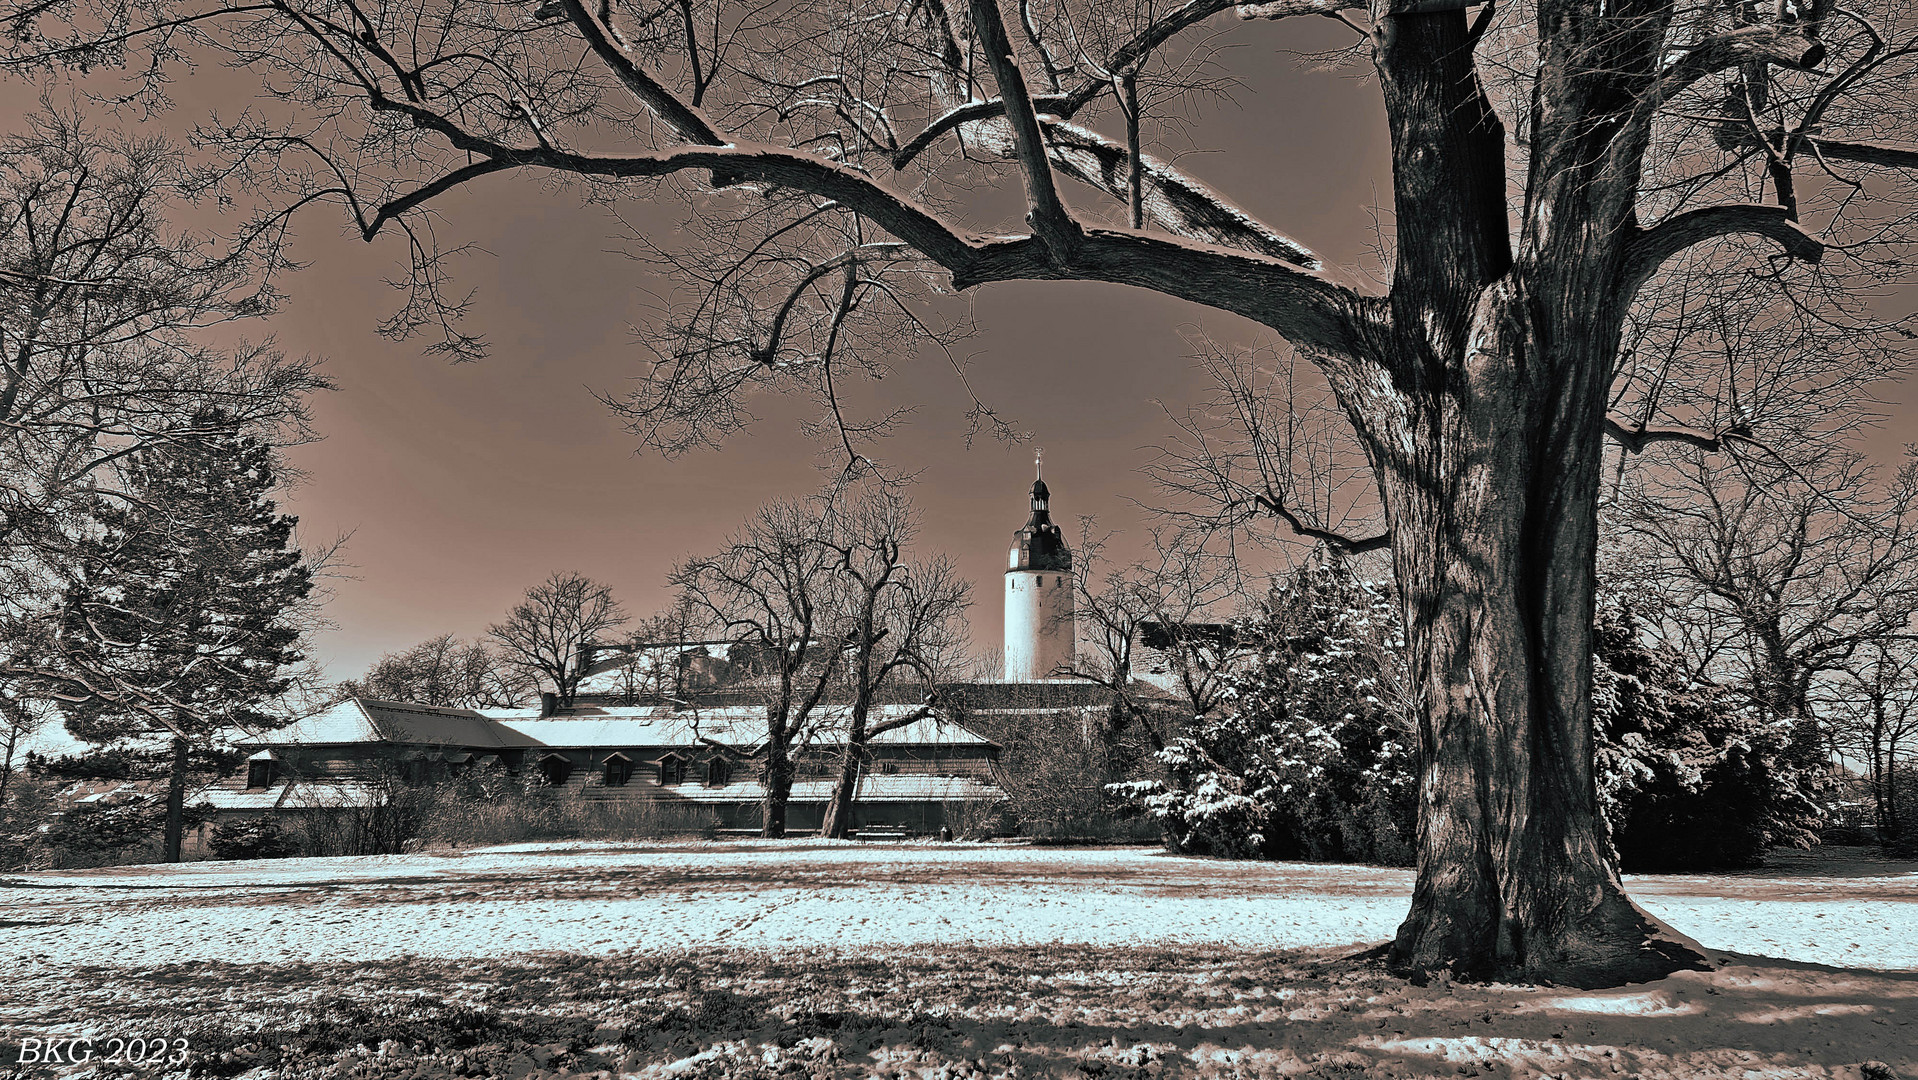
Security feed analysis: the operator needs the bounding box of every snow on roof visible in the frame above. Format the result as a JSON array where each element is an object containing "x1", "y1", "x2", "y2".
[
  {"x1": 251, "y1": 698, "x2": 994, "y2": 752},
  {"x1": 259, "y1": 699, "x2": 508, "y2": 748},
  {"x1": 198, "y1": 784, "x2": 289, "y2": 812},
  {"x1": 484, "y1": 707, "x2": 747, "y2": 749},
  {"x1": 60, "y1": 779, "x2": 164, "y2": 805},
  {"x1": 869, "y1": 712, "x2": 998, "y2": 747},
  {"x1": 278, "y1": 780, "x2": 388, "y2": 809},
  {"x1": 645, "y1": 775, "x2": 1002, "y2": 804},
  {"x1": 802, "y1": 775, "x2": 1001, "y2": 802},
  {"x1": 480, "y1": 704, "x2": 996, "y2": 750}
]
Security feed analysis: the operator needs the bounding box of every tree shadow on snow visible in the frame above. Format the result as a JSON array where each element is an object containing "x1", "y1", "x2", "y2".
[{"x1": 8, "y1": 945, "x2": 1916, "y2": 1079}]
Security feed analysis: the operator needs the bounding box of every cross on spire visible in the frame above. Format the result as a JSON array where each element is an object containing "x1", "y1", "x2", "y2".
[{"x1": 1035, "y1": 447, "x2": 1043, "y2": 479}]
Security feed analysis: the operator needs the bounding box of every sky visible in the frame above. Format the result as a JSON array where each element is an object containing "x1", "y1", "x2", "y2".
[{"x1": 5, "y1": 15, "x2": 1915, "y2": 685}]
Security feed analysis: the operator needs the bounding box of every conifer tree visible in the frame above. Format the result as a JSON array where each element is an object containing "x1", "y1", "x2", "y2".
[{"x1": 50, "y1": 412, "x2": 313, "y2": 862}]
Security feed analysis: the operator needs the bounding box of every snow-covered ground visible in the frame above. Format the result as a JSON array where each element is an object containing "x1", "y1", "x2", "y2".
[{"x1": 2, "y1": 842, "x2": 1914, "y2": 1078}]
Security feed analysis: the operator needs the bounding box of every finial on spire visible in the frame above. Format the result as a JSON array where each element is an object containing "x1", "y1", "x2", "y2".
[{"x1": 1035, "y1": 447, "x2": 1043, "y2": 479}]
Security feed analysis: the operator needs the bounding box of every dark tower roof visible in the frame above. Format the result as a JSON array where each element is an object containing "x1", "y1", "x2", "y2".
[{"x1": 1010, "y1": 462, "x2": 1071, "y2": 572}]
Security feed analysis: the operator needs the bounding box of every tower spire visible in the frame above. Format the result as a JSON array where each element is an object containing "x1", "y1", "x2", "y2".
[{"x1": 1005, "y1": 454, "x2": 1074, "y2": 681}]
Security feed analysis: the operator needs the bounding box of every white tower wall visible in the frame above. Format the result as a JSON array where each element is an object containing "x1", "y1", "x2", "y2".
[
  {"x1": 1001, "y1": 453, "x2": 1075, "y2": 682},
  {"x1": 1004, "y1": 565, "x2": 1075, "y2": 681}
]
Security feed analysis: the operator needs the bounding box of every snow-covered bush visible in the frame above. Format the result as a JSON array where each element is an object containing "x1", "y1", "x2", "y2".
[
  {"x1": 30, "y1": 797, "x2": 214, "y2": 868},
  {"x1": 413, "y1": 761, "x2": 730, "y2": 845},
  {"x1": 208, "y1": 816, "x2": 300, "y2": 860},
  {"x1": 1112, "y1": 557, "x2": 1418, "y2": 864},
  {"x1": 956, "y1": 685, "x2": 1169, "y2": 842},
  {"x1": 1116, "y1": 568, "x2": 1829, "y2": 870},
  {"x1": 1593, "y1": 601, "x2": 1828, "y2": 869}
]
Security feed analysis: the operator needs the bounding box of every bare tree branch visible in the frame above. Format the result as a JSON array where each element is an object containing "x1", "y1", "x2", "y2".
[{"x1": 1622, "y1": 203, "x2": 1824, "y2": 298}]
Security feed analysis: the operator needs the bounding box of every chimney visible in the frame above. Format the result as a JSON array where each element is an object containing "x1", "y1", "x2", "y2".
[{"x1": 539, "y1": 691, "x2": 558, "y2": 717}]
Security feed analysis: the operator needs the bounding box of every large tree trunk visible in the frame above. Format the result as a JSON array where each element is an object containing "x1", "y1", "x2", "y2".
[
  {"x1": 163, "y1": 735, "x2": 188, "y2": 863},
  {"x1": 1376, "y1": 287, "x2": 1709, "y2": 987},
  {"x1": 821, "y1": 685, "x2": 875, "y2": 839},
  {"x1": 1343, "y1": 2, "x2": 1714, "y2": 987},
  {"x1": 819, "y1": 743, "x2": 863, "y2": 840},
  {"x1": 762, "y1": 742, "x2": 792, "y2": 838},
  {"x1": 1756, "y1": 647, "x2": 1826, "y2": 767}
]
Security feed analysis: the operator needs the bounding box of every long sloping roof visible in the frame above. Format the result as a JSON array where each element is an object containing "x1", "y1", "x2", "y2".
[
  {"x1": 654, "y1": 775, "x2": 1002, "y2": 804},
  {"x1": 263, "y1": 698, "x2": 509, "y2": 748},
  {"x1": 482, "y1": 704, "x2": 994, "y2": 749},
  {"x1": 250, "y1": 698, "x2": 995, "y2": 751}
]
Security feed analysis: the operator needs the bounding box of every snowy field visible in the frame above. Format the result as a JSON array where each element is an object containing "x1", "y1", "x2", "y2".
[{"x1": 1, "y1": 841, "x2": 1914, "y2": 1079}]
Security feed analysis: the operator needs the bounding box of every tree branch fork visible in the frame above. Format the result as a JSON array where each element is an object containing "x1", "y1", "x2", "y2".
[{"x1": 42, "y1": 0, "x2": 1865, "y2": 441}]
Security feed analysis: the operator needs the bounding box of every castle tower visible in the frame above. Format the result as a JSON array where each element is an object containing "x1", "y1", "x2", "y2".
[{"x1": 1004, "y1": 450, "x2": 1075, "y2": 681}]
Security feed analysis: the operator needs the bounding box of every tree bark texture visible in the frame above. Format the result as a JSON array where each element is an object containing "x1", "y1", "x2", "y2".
[
  {"x1": 1336, "y1": 2, "x2": 1717, "y2": 986},
  {"x1": 164, "y1": 735, "x2": 188, "y2": 864},
  {"x1": 762, "y1": 747, "x2": 793, "y2": 838},
  {"x1": 819, "y1": 746, "x2": 863, "y2": 840},
  {"x1": 759, "y1": 759, "x2": 790, "y2": 836},
  {"x1": 821, "y1": 671, "x2": 879, "y2": 840}
]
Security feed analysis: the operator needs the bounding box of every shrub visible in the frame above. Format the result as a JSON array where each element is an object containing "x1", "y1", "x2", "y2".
[
  {"x1": 208, "y1": 816, "x2": 300, "y2": 860},
  {"x1": 1592, "y1": 600, "x2": 1829, "y2": 870},
  {"x1": 942, "y1": 796, "x2": 1015, "y2": 840},
  {"x1": 31, "y1": 797, "x2": 213, "y2": 868},
  {"x1": 410, "y1": 762, "x2": 730, "y2": 847},
  {"x1": 1112, "y1": 557, "x2": 1418, "y2": 865},
  {"x1": 959, "y1": 686, "x2": 1171, "y2": 841}
]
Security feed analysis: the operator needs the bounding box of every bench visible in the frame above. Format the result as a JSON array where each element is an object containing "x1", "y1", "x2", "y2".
[{"x1": 854, "y1": 826, "x2": 912, "y2": 842}]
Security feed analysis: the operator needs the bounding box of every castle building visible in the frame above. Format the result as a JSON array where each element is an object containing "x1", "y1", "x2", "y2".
[
  {"x1": 163, "y1": 459, "x2": 1126, "y2": 846},
  {"x1": 1004, "y1": 453, "x2": 1076, "y2": 681}
]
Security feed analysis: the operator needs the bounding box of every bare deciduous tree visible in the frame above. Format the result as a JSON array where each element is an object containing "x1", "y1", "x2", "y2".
[
  {"x1": 0, "y1": 111, "x2": 321, "y2": 583},
  {"x1": 1148, "y1": 336, "x2": 1386, "y2": 558},
  {"x1": 1615, "y1": 447, "x2": 1918, "y2": 762},
  {"x1": 816, "y1": 484, "x2": 971, "y2": 838},
  {"x1": 601, "y1": 599, "x2": 708, "y2": 705},
  {"x1": 1827, "y1": 639, "x2": 1918, "y2": 848},
  {"x1": 673, "y1": 497, "x2": 845, "y2": 837},
  {"x1": 487, "y1": 572, "x2": 631, "y2": 706},
  {"x1": 347, "y1": 633, "x2": 533, "y2": 707},
  {"x1": 1068, "y1": 524, "x2": 1243, "y2": 764},
  {"x1": 17, "y1": 0, "x2": 1918, "y2": 983}
]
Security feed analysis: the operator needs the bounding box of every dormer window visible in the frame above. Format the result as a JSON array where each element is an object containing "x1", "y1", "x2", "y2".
[
  {"x1": 245, "y1": 758, "x2": 276, "y2": 789},
  {"x1": 538, "y1": 754, "x2": 574, "y2": 786},
  {"x1": 657, "y1": 754, "x2": 687, "y2": 785},
  {"x1": 705, "y1": 758, "x2": 731, "y2": 786},
  {"x1": 604, "y1": 752, "x2": 633, "y2": 787}
]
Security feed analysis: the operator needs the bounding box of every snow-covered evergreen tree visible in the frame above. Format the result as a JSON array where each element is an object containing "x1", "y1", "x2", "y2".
[
  {"x1": 49, "y1": 411, "x2": 313, "y2": 861},
  {"x1": 1112, "y1": 556, "x2": 1418, "y2": 864},
  {"x1": 1593, "y1": 599, "x2": 1828, "y2": 870}
]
